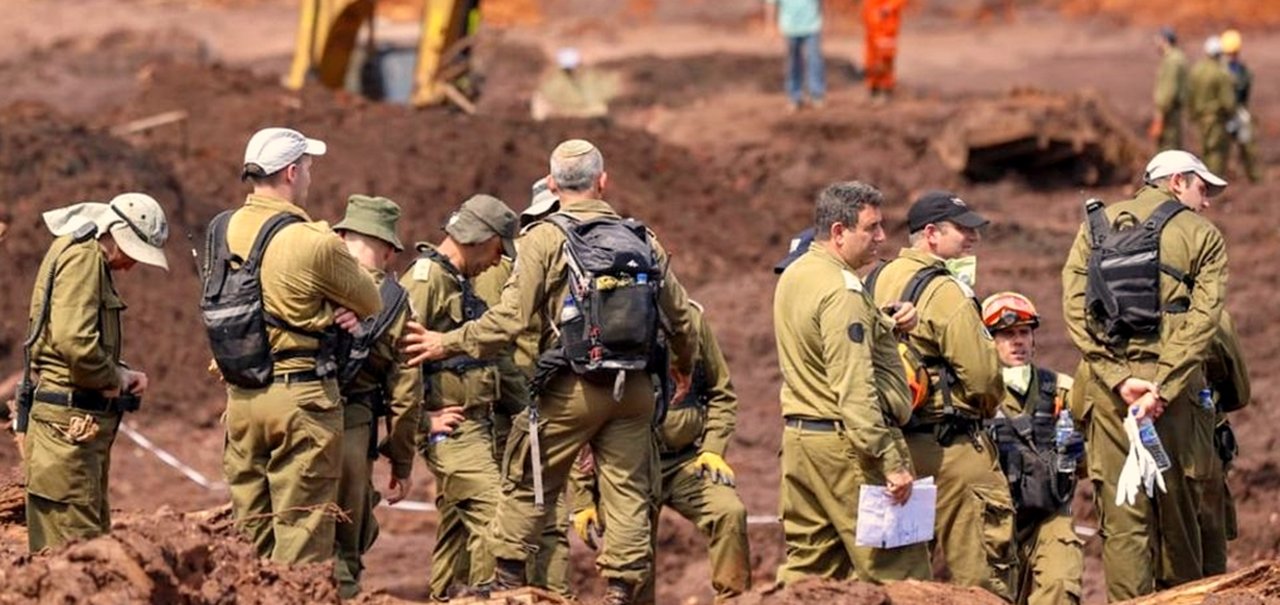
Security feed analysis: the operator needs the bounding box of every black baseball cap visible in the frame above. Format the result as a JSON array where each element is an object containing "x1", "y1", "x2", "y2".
[
  {"x1": 774, "y1": 228, "x2": 815, "y2": 275},
  {"x1": 907, "y1": 191, "x2": 989, "y2": 233}
]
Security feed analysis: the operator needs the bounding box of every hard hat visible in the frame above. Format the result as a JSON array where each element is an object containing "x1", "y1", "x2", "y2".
[
  {"x1": 982, "y1": 291, "x2": 1040, "y2": 333},
  {"x1": 1221, "y1": 29, "x2": 1242, "y2": 54},
  {"x1": 1204, "y1": 35, "x2": 1223, "y2": 56}
]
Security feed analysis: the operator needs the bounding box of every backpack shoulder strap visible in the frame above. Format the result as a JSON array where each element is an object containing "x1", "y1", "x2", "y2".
[
  {"x1": 902, "y1": 265, "x2": 951, "y2": 306},
  {"x1": 416, "y1": 245, "x2": 464, "y2": 283},
  {"x1": 1035, "y1": 367, "x2": 1058, "y2": 413},
  {"x1": 244, "y1": 212, "x2": 305, "y2": 270},
  {"x1": 1148, "y1": 201, "x2": 1196, "y2": 290},
  {"x1": 367, "y1": 278, "x2": 409, "y2": 345},
  {"x1": 863, "y1": 260, "x2": 888, "y2": 298}
]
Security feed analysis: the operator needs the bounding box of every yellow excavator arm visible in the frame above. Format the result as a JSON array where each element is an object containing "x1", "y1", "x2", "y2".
[{"x1": 285, "y1": 0, "x2": 478, "y2": 107}]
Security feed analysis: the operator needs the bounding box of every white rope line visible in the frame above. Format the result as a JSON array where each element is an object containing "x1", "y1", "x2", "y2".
[{"x1": 117, "y1": 421, "x2": 781, "y2": 521}]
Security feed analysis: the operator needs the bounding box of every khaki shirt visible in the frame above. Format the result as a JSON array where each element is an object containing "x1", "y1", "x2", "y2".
[
  {"x1": 472, "y1": 256, "x2": 532, "y2": 416},
  {"x1": 871, "y1": 247, "x2": 1003, "y2": 420},
  {"x1": 1188, "y1": 57, "x2": 1237, "y2": 123},
  {"x1": 1205, "y1": 310, "x2": 1250, "y2": 411},
  {"x1": 401, "y1": 243, "x2": 499, "y2": 412},
  {"x1": 775, "y1": 244, "x2": 913, "y2": 474},
  {"x1": 1154, "y1": 47, "x2": 1188, "y2": 115},
  {"x1": 1062, "y1": 185, "x2": 1227, "y2": 401},
  {"x1": 660, "y1": 303, "x2": 737, "y2": 457},
  {"x1": 225, "y1": 194, "x2": 381, "y2": 372},
  {"x1": 345, "y1": 268, "x2": 422, "y2": 479},
  {"x1": 439, "y1": 198, "x2": 699, "y2": 376},
  {"x1": 29, "y1": 235, "x2": 123, "y2": 393}
]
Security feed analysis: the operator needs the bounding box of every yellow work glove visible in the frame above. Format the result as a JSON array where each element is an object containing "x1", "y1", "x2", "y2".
[
  {"x1": 573, "y1": 506, "x2": 601, "y2": 549},
  {"x1": 693, "y1": 452, "x2": 736, "y2": 487}
]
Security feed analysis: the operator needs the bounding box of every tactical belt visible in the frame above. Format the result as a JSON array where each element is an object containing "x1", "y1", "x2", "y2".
[
  {"x1": 784, "y1": 417, "x2": 843, "y2": 432},
  {"x1": 35, "y1": 389, "x2": 120, "y2": 413},
  {"x1": 277, "y1": 369, "x2": 325, "y2": 384}
]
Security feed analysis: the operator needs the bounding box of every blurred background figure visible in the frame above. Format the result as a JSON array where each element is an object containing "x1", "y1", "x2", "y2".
[
  {"x1": 531, "y1": 47, "x2": 617, "y2": 121},
  {"x1": 1150, "y1": 26, "x2": 1187, "y2": 150},
  {"x1": 1220, "y1": 29, "x2": 1260, "y2": 183},
  {"x1": 765, "y1": 0, "x2": 826, "y2": 112},
  {"x1": 863, "y1": 0, "x2": 905, "y2": 103}
]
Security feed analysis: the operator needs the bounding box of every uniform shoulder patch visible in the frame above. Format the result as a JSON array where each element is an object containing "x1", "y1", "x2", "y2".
[
  {"x1": 848, "y1": 322, "x2": 865, "y2": 343},
  {"x1": 842, "y1": 270, "x2": 863, "y2": 292},
  {"x1": 411, "y1": 258, "x2": 433, "y2": 282}
]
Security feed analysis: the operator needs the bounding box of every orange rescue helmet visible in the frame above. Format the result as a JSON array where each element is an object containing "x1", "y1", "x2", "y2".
[{"x1": 982, "y1": 291, "x2": 1040, "y2": 333}]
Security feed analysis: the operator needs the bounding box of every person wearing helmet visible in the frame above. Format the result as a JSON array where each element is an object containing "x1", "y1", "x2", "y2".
[
  {"x1": 981, "y1": 292, "x2": 1084, "y2": 605},
  {"x1": 1149, "y1": 26, "x2": 1188, "y2": 150},
  {"x1": 19, "y1": 193, "x2": 170, "y2": 551},
  {"x1": 1187, "y1": 36, "x2": 1237, "y2": 175},
  {"x1": 1220, "y1": 29, "x2": 1260, "y2": 183}
]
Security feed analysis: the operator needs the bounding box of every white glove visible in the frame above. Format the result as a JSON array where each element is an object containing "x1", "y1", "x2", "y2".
[
  {"x1": 1115, "y1": 415, "x2": 1143, "y2": 507},
  {"x1": 1115, "y1": 414, "x2": 1168, "y2": 507}
]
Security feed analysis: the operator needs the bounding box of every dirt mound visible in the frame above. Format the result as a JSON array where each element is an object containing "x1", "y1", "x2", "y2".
[
  {"x1": 1058, "y1": 0, "x2": 1280, "y2": 28},
  {"x1": 728, "y1": 576, "x2": 1007, "y2": 605},
  {"x1": 0, "y1": 505, "x2": 337, "y2": 605}
]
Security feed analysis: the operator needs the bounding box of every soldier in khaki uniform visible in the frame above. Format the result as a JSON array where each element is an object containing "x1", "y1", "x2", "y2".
[
  {"x1": 774, "y1": 182, "x2": 930, "y2": 584},
  {"x1": 221, "y1": 127, "x2": 382, "y2": 564},
  {"x1": 980, "y1": 292, "x2": 1084, "y2": 605},
  {"x1": 1150, "y1": 27, "x2": 1188, "y2": 150},
  {"x1": 331, "y1": 196, "x2": 422, "y2": 598},
  {"x1": 401, "y1": 194, "x2": 519, "y2": 598},
  {"x1": 403, "y1": 140, "x2": 700, "y2": 605},
  {"x1": 1062, "y1": 150, "x2": 1228, "y2": 600},
  {"x1": 19, "y1": 193, "x2": 170, "y2": 551},
  {"x1": 1198, "y1": 310, "x2": 1248, "y2": 576},
  {"x1": 868, "y1": 191, "x2": 1012, "y2": 599},
  {"x1": 1187, "y1": 37, "x2": 1236, "y2": 176},
  {"x1": 571, "y1": 301, "x2": 751, "y2": 601}
]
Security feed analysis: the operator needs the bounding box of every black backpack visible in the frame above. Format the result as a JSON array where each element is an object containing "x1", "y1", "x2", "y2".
[
  {"x1": 986, "y1": 369, "x2": 1076, "y2": 525},
  {"x1": 1083, "y1": 199, "x2": 1192, "y2": 342},
  {"x1": 547, "y1": 214, "x2": 662, "y2": 375},
  {"x1": 201, "y1": 211, "x2": 323, "y2": 389},
  {"x1": 335, "y1": 277, "x2": 409, "y2": 388}
]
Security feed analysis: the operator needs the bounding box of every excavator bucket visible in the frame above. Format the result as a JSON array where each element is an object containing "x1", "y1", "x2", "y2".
[{"x1": 285, "y1": 0, "x2": 375, "y2": 91}]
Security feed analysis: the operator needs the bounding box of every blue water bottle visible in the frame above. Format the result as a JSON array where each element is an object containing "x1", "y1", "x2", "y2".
[
  {"x1": 1198, "y1": 388, "x2": 1215, "y2": 411},
  {"x1": 1131, "y1": 407, "x2": 1172, "y2": 471},
  {"x1": 428, "y1": 432, "x2": 449, "y2": 445}
]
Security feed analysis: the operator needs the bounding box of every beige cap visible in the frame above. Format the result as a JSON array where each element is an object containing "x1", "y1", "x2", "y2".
[
  {"x1": 242, "y1": 127, "x2": 326, "y2": 180},
  {"x1": 445, "y1": 194, "x2": 519, "y2": 258},
  {"x1": 107, "y1": 193, "x2": 170, "y2": 270},
  {"x1": 523, "y1": 176, "x2": 559, "y2": 223}
]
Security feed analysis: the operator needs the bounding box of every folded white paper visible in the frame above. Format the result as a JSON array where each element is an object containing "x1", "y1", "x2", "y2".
[{"x1": 855, "y1": 476, "x2": 937, "y2": 549}]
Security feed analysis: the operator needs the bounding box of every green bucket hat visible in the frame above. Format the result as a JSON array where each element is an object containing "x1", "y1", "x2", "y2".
[
  {"x1": 334, "y1": 194, "x2": 404, "y2": 251},
  {"x1": 445, "y1": 194, "x2": 518, "y2": 258}
]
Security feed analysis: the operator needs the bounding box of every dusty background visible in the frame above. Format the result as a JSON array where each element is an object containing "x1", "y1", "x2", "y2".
[{"x1": 0, "y1": 0, "x2": 1278, "y2": 603}]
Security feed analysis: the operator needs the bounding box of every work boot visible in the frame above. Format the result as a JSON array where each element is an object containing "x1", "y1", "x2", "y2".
[
  {"x1": 602, "y1": 578, "x2": 636, "y2": 605},
  {"x1": 493, "y1": 557, "x2": 526, "y2": 591}
]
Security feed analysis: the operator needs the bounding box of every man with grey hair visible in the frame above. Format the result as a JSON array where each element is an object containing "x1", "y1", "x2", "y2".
[
  {"x1": 402, "y1": 139, "x2": 700, "y2": 605},
  {"x1": 773, "y1": 182, "x2": 929, "y2": 583}
]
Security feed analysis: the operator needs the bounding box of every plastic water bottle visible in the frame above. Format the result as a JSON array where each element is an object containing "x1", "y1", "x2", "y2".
[
  {"x1": 1054, "y1": 410, "x2": 1077, "y2": 473},
  {"x1": 1131, "y1": 407, "x2": 1173, "y2": 472},
  {"x1": 428, "y1": 432, "x2": 448, "y2": 446},
  {"x1": 1198, "y1": 388, "x2": 1215, "y2": 411},
  {"x1": 635, "y1": 273, "x2": 648, "y2": 285},
  {"x1": 560, "y1": 294, "x2": 581, "y2": 324}
]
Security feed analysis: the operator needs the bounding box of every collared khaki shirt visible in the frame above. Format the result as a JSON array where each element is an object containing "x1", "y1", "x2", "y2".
[
  {"x1": 439, "y1": 198, "x2": 699, "y2": 376},
  {"x1": 346, "y1": 268, "x2": 421, "y2": 479},
  {"x1": 1062, "y1": 185, "x2": 1227, "y2": 401},
  {"x1": 29, "y1": 235, "x2": 123, "y2": 393},
  {"x1": 224, "y1": 194, "x2": 381, "y2": 372},
  {"x1": 871, "y1": 247, "x2": 1003, "y2": 421},
  {"x1": 401, "y1": 243, "x2": 499, "y2": 412},
  {"x1": 775, "y1": 243, "x2": 913, "y2": 474}
]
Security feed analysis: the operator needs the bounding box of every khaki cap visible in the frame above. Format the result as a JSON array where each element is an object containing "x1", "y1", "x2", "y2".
[
  {"x1": 334, "y1": 195, "x2": 404, "y2": 251},
  {"x1": 445, "y1": 194, "x2": 518, "y2": 258}
]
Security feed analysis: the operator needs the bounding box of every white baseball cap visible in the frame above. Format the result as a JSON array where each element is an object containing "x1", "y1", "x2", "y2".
[
  {"x1": 1145, "y1": 149, "x2": 1227, "y2": 195},
  {"x1": 241, "y1": 127, "x2": 326, "y2": 180},
  {"x1": 1204, "y1": 35, "x2": 1222, "y2": 56},
  {"x1": 107, "y1": 193, "x2": 170, "y2": 270}
]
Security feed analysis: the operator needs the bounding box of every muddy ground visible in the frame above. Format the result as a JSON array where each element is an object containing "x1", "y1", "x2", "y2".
[{"x1": 1, "y1": 1, "x2": 1278, "y2": 603}]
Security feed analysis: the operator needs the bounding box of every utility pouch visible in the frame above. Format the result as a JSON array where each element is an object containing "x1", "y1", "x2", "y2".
[
  {"x1": 1214, "y1": 423, "x2": 1238, "y2": 465},
  {"x1": 15, "y1": 378, "x2": 34, "y2": 433},
  {"x1": 116, "y1": 393, "x2": 142, "y2": 413}
]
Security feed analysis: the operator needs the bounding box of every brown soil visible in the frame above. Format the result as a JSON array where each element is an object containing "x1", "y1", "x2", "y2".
[{"x1": 0, "y1": 3, "x2": 1278, "y2": 604}]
